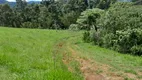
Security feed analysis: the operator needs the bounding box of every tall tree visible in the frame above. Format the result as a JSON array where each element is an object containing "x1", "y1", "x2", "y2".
[
  {"x1": 16, "y1": 0, "x2": 27, "y2": 10},
  {"x1": 0, "y1": 4, "x2": 13, "y2": 27}
]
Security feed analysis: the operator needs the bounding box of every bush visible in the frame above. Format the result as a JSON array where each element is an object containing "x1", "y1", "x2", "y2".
[
  {"x1": 83, "y1": 31, "x2": 91, "y2": 43},
  {"x1": 83, "y1": 2, "x2": 142, "y2": 56},
  {"x1": 90, "y1": 30, "x2": 104, "y2": 46},
  {"x1": 96, "y1": 3, "x2": 142, "y2": 55},
  {"x1": 116, "y1": 29, "x2": 142, "y2": 53},
  {"x1": 102, "y1": 2, "x2": 142, "y2": 33},
  {"x1": 131, "y1": 45, "x2": 142, "y2": 56},
  {"x1": 21, "y1": 22, "x2": 40, "y2": 28},
  {"x1": 69, "y1": 24, "x2": 80, "y2": 31},
  {"x1": 102, "y1": 33, "x2": 117, "y2": 48}
]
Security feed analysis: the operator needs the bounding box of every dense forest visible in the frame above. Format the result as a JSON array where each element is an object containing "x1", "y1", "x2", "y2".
[
  {"x1": 0, "y1": 0, "x2": 141, "y2": 56},
  {"x1": 0, "y1": 0, "x2": 118, "y2": 29}
]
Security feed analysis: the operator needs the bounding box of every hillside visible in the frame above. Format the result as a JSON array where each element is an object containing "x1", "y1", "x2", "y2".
[
  {"x1": 0, "y1": 0, "x2": 142, "y2": 79},
  {"x1": 0, "y1": 27, "x2": 141, "y2": 80},
  {"x1": 0, "y1": 27, "x2": 83, "y2": 80}
]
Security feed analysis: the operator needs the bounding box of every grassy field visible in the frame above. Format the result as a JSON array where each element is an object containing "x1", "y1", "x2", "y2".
[
  {"x1": 67, "y1": 34, "x2": 142, "y2": 80},
  {"x1": 0, "y1": 27, "x2": 141, "y2": 80},
  {"x1": 0, "y1": 27, "x2": 82, "y2": 80}
]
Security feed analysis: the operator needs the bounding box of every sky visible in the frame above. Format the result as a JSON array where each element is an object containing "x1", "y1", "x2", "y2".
[{"x1": 6, "y1": 0, "x2": 42, "y2": 2}]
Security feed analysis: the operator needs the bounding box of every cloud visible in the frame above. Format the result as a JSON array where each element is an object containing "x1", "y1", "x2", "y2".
[
  {"x1": 6, "y1": 0, "x2": 15, "y2": 2},
  {"x1": 6, "y1": 0, "x2": 42, "y2": 2}
]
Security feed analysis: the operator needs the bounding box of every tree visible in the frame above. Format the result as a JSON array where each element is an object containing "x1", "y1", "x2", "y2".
[
  {"x1": 88, "y1": 2, "x2": 142, "y2": 55},
  {"x1": 60, "y1": 11, "x2": 80, "y2": 29},
  {"x1": 76, "y1": 8, "x2": 104, "y2": 30},
  {"x1": 41, "y1": 0, "x2": 55, "y2": 7},
  {"x1": 0, "y1": 4, "x2": 14, "y2": 27},
  {"x1": 38, "y1": 6, "x2": 53, "y2": 29},
  {"x1": 86, "y1": 0, "x2": 117, "y2": 9},
  {"x1": 16, "y1": 0, "x2": 27, "y2": 10}
]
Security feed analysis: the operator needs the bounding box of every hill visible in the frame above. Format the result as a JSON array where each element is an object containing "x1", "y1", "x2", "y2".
[
  {"x1": 0, "y1": 27, "x2": 83, "y2": 80},
  {"x1": 0, "y1": 27, "x2": 141, "y2": 80}
]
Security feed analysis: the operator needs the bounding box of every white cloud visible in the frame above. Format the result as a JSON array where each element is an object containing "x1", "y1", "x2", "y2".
[
  {"x1": 6, "y1": 0, "x2": 16, "y2": 2},
  {"x1": 6, "y1": 0, "x2": 42, "y2": 2}
]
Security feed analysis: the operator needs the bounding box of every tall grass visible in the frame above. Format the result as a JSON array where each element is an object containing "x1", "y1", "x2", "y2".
[
  {"x1": 0, "y1": 27, "x2": 82, "y2": 80},
  {"x1": 68, "y1": 35, "x2": 142, "y2": 79}
]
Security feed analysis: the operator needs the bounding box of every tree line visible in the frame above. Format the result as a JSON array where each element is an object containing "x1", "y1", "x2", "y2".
[{"x1": 0, "y1": 0, "x2": 117, "y2": 29}]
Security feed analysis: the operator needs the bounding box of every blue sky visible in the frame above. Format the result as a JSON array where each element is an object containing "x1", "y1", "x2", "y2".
[{"x1": 7, "y1": 0, "x2": 42, "y2": 2}]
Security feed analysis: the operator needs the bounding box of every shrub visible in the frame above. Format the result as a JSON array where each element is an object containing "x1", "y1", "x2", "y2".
[
  {"x1": 131, "y1": 45, "x2": 142, "y2": 56},
  {"x1": 84, "y1": 2, "x2": 142, "y2": 56},
  {"x1": 90, "y1": 30, "x2": 104, "y2": 46},
  {"x1": 116, "y1": 29, "x2": 142, "y2": 53},
  {"x1": 83, "y1": 31, "x2": 91, "y2": 43},
  {"x1": 102, "y1": 3, "x2": 142, "y2": 33},
  {"x1": 69, "y1": 24, "x2": 80, "y2": 31},
  {"x1": 102, "y1": 33, "x2": 117, "y2": 48},
  {"x1": 21, "y1": 22, "x2": 40, "y2": 28}
]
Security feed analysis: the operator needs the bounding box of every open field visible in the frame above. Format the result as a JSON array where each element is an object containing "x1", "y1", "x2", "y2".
[
  {"x1": 0, "y1": 27, "x2": 83, "y2": 80},
  {"x1": 0, "y1": 27, "x2": 142, "y2": 80}
]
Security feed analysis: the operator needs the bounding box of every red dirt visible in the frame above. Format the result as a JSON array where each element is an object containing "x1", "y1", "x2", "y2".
[{"x1": 69, "y1": 47, "x2": 107, "y2": 80}]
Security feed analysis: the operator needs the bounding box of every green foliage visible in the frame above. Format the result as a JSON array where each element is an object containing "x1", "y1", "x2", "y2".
[
  {"x1": 96, "y1": 0, "x2": 117, "y2": 9},
  {"x1": 77, "y1": 8, "x2": 104, "y2": 44},
  {"x1": 110, "y1": 2, "x2": 133, "y2": 8},
  {"x1": 69, "y1": 24, "x2": 79, "y2": 30},
  {"x1": 83, "y1": 31, "x2": 91, "y2": 43},
  {"x1": 102, "y1": 2, "x2": 142, "y2": 33},
  {"x1": 87, "y1": 0, "x2": 117, "y2": 9},
  {"x1": 0, "y1": 0, "x2": 116, "y2": 29},
  {"x1": 100, "y1": 3, "x2": 142, "y2": 55},
  {"x1": 16, "y1": 0, "x2": 27, "y2": 10},
  {"x1": 60, "y1": 11, "x2": 80, "y2": 29},
  {"x1": 21, "y1": 22, "x2": 40, "y2": 28},
  {"x1": 0, "y1": 4, "x2": 14, "y2": 27},
  {"x1": 0, "y1": 0, "x2": 87, "y2": 29},
  {"x1": 76, "y1": 8, "x2": 104, "y2": 30},
  {"x1": 101, "y1": 33, "x2": 116, "y2": 48},
  {"x1": 116, "y1": 29, "x2": 142, "y2": 55},
  {"x1": 101, "y1": 3, "x2": 142, "y2": 55},
  {"x1": 38, "y1": 6, "x2": 53, "y2": 29},
  {"x1": 131, "y1": 45, "x2": 142, "y2": 56},
  {"x1": 82, "y1": 2, "x2": 142, "y2": 56},
  {"x1": 66, "y1": 0, "x2": 87, "y2": 12}
]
